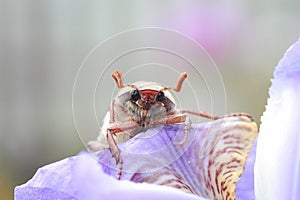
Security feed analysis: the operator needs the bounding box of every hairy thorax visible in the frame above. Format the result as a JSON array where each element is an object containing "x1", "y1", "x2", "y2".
[{"x1": 126, "y1": 101, "x2": 168, "y2": 128}]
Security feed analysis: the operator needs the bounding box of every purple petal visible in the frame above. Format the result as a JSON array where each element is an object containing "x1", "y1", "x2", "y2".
[
  {"x1": 15, "y1": 117, "x2": 257, "y2": 199},
  {"x1": 255, "y1": 37, "x2": 300, "y2": 199},
  {"x1": 14, "y1": 156, "x2": 78, "y2": 199},
  {"x1": 15, "y1": 152, "x2": 203, "y2": 200},
  {"x1": 236, "y1": 139, "x2": 257, "y2": 200},
  {"x1": 102, "y1": 117, "x2": 257, "y2": 199},
  {"x1": 72, "y1": 152, "x2": 203, "y2": 200}
]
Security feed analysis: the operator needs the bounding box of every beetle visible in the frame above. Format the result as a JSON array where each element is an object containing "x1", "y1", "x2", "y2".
[{"x1": 88, "y1": 69, "x2": 253, "y2": 179}]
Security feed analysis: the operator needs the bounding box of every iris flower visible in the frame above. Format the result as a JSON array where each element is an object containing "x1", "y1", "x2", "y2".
[{"x1": 15, "y1": 37, "x2": 300, "y2": 200}]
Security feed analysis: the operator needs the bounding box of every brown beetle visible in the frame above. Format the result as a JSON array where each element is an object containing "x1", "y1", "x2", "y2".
[{"x1": 88, "y1": 69, "x2": 253, "y2": 179}]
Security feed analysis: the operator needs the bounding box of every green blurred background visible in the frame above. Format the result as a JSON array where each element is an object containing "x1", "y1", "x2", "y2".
[{"x1": 1, "y1": 0, "x2": 300, "y2": 199}]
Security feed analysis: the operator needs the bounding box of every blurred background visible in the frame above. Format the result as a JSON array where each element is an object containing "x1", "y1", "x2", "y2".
[{"x1": 1, "y1": 0, "x2": 300, "y2": 199}]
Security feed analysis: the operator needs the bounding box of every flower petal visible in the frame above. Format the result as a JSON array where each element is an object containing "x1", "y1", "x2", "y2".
[
  {"x1": 14, "y1": 156, "x2": 78, "y2": 199},
  {"x1": 14, "y1": 153, "x2": 203, "y2": 200},
  {"x1": 255, "y1": 37, "x2": 300, "y2": 200},
  {"x1": 97, "y1": 116, "x2": 257, "y2": 199},
  {"x1": 15, "y1": 116, "x2": 257, "y2": 200},
  {"x1": 236, "y1": 139, "x2": 257, "y2": 200}
]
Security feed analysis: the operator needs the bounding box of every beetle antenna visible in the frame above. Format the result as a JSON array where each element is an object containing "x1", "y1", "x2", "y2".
[
  {"x1": 112, "y1": 69, "x2": 124, "y2": 89},
  {"x1": 112, "y1": 69, "x2": 138, "y2": 90},
  {"x1": 162, "y1": 72, "x2": 187, "y2": 92}
]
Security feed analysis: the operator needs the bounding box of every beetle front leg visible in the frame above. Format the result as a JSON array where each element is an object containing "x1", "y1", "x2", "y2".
[
  {"x1": 106, "y1": 120, "x2": 139, "y2": 180},
  {"x1": 106, "y1": 120, "x2": 139, "y2": 164},
  {"x1": 106, "y1": 129, "x2": 122, "y2": 164},
  {"x1": 106, "y1": 129, "x2": 123, "y2": 180}
]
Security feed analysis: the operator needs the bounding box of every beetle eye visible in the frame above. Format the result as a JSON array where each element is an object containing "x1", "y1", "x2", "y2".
[
  {"x1": 131, "y1": 89, "x2": 141, "y2": 101},
  {"x1": 156, "y1": 91, "x2": 165, "y2": 102}
]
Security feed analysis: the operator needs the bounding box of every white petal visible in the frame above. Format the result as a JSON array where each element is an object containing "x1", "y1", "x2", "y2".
[{"x1": 255, "y1": 37, "x2": 300, "y2": 200}]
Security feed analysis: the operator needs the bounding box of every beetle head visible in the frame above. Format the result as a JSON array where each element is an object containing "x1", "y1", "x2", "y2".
[
  {"x1": 131, "y1": 89, "x2": 165, "y2": 110},
  {"x1": 111, "y1": 69, "x2": 187, "y2": 110}
]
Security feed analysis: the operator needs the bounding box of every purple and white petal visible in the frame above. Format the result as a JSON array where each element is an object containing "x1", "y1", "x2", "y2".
[
  {"x1": 15, "y1": 116, "x2": 257, "y2": 199},
  {"x1": 15, "y1": 152, "x2": 203, "y2": 200},
  {"x1": 97, "y1": 116, "x2": 257, "y2": 199},
  {"x1": 255, "y1": 37, "x2": 300, "y2": 200}
]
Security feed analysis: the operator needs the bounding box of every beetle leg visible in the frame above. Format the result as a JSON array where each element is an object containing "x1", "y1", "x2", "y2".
[
  {"x1": 106, "y1": 119, "x2": 139, "y2": 180},
  {"x1": 181, "y1": 109, "x2": 254, "y2": 121},
  {"x1": 106, "y1": 129, "x2": 121, "y2": 162},
  {"x1": 107, "y1": 99, "x2": 139, "y2": 179},
  {"x1": 152, "y1": 114, "x2": 189, "y2": 145},
  {"x1": 154, "y1": 115, "x2": 186, "y2": 125},
  {"x1": 175, "y1": 118, "x2": 191, "y2": 146},
  {"x1": 106, "y1": 131, "x2": 123, "y2": 180},
  {"x1": 181, "y1": 110, "x2": 217, "y2": 119}
]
